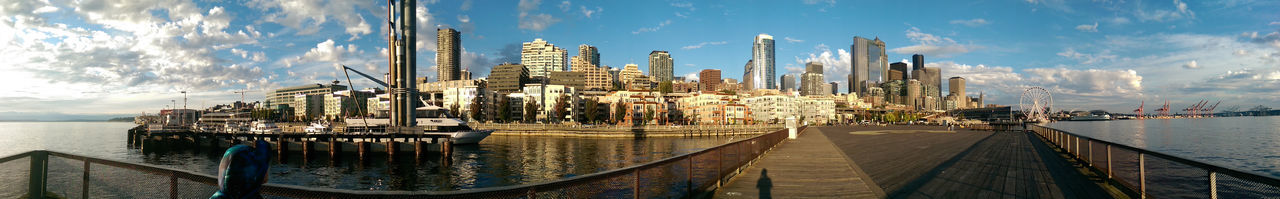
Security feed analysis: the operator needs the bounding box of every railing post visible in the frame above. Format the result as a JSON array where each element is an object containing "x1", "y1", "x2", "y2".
[
  {"x1": 634, "y1": 168, "x2": 640, "y2": 199},
  {"x1": 687, "y1": 156, "x2": 693, "y2": 195},
  {"x1": 1209, "y1": 170, "x2": 1218, "y2": 199},
  {"x1": 1087, "y1": 140, "x2": 1092, "y2": 166},
  {"x1": 83, "y1": 160, "x2": 91, "y2": 199},
  {"x1": 1106, "y1": 144, "x2": 1113, "y2": 179},
  {"x1": 1139, "y1": 152, "x2": 1146, "y2": 199},
  {"x1": 170, "y1": 171, "x2": 178, "y2": 199},
  {"x1": 29, "y1": 151, "x2": 48, "y2": 199}
]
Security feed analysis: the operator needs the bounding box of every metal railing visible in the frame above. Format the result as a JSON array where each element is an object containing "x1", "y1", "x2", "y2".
[
  {"x1": 1029, "y1": 125, "x2": 1280, "y2": 198},
  {"x1": 1, "y1": 127, "x2": 800, "y2": 199}
]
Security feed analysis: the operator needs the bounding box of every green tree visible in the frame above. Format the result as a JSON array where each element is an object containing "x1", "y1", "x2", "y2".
[
  {"x1": 497, "y1": 97, "x2": 511, "y2": 123},
  {"x1": 611, "y1": 81, "x2": 623, "y2": 91},
  {"x1": 553, "y1": 95, "x2": 571, "y2": 123},
  {"x1": 613, "y1": 102, "x2": 626, "y2": 124},
  {"x1": 658, "y1": 81, "x2": 674, "y2": 93},
  {"x1": 450, "y1": 104, "x2": 462, "y2": 118},
  {"x1": 584, "y1": 99, "x2": 598, "y2": 124},
  {"x1": 643, "y1": 107, "x2": 655, "y2": 126},
  {"x1": 469, "y1": 96, "x2": 484, "y2": 122},
  {"x1": 524, "y1": 101, "x2": 539, "y2": 123}
]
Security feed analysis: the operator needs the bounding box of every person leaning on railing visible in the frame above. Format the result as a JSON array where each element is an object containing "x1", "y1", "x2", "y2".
[{"x1": 210, "y1": 139, "x2": 271, "y2": 199}]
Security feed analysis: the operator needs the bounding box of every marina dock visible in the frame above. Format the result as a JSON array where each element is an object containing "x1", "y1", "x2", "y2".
[
  {"x1": 126, "y1": 126, "x2": 455, "y2": 160},
  {"x1": 716, "y1": 125, "x2": 1125, "y2": 199}
]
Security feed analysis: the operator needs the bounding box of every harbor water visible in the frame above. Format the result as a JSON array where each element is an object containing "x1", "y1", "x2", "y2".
[
  {"x1": 1046, "y1": 116, "x2": 1280, "y2": 178},
  {"x1": 0, "y1": 122, "x2": 737, "y2": 194}
]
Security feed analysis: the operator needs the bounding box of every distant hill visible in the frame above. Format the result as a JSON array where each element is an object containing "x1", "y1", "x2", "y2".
[{"x1": 107, "y1": 117, "x2": 135, "y2": 122}]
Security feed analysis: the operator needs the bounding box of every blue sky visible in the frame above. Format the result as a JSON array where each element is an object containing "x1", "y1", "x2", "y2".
[{"x1": 2, "y1": 0, "x2": 1280, "y2": 119}]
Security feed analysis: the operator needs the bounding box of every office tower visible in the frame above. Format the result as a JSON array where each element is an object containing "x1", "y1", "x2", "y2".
[
  {"x1": 752, "y1": 34, "x2": 775, "y2": 90},
  {"x1": 521, "y1": 38, "x2": 568, "y2": 79},
  {"x1": 949, "y1": 77, "x2": 966, "y2": 97},
  {"x1": 619, "y1": 64, "x2": 643, "y2": 89},
  {"x1": 699, "y1": 69, "x2": 722, "y2": 92},
  {"x1": 850, "y1": 36, "x2": 887, "y2": 96},
  {"x1": 912, "y1": 54, "x2": 925, "y2": 71},
  {"x1": 890, "y1": 62, "x2": 909, "y2": 81},
  {"x1": 572, "y1": 56, "x2": 611, "y2": 91},
  {"x1": 780, "y1": 74, "x2": 796, "y2": 92},
  {"x1": 743, "y1": 59, "x2": 754, "y2": 90},
  {"x1": 578, "y1": 44, "x2": 600, "y2": 67},
  {"x1": 649, "y1": 51, "x2": 673, "y2": 83},
  {"x1": 436, "y1": 28, "x2": 461, "y2": 81},
  {"x1": 830, "y1": 82, "x2": 839, "y2": 95},
  {"x1": 907, "y1": 79, "x2": 922, "y2": 109},
  {"x1": 459, "y1": 69, "x2": 472, "y2": 80},
  {"x1": 489, "y1": 63, "x2": 530, "y2": 94},
  {"x1": 801, "y1": 62, "x2": 825, "y2": 96}
]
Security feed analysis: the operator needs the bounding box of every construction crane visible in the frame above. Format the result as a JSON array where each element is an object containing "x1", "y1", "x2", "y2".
[
  {"x1": 1183, "y1": 100, "x2": 1208, "y2": 117},
  {"x1": 1201, "y1": 101, "x2": 1221, "y2": 117},
  {"x1": 1133, "y1": 101, "x2": 1145, "y2": 119},
  {"x1": 342, "y1": 65, "x2": 389, "y2": 88}
]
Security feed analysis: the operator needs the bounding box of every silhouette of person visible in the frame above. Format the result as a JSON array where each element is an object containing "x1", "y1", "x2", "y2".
[
  {"x1": 211, "y1": 140, "x2": 271, "y2": 199},
  {"x1": 757, "y1": 168, "x2": 773, "y2": 199}
]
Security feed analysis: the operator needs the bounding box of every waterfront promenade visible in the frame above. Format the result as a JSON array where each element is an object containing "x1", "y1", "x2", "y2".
[{"x1": 716, "y1": 125, "x2": 1123, "y2": 199}]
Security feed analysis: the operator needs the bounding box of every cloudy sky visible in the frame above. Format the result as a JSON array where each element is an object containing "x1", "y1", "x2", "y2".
[{"x1": 2, "y1": 0, "x2": 1279, "y2": 119}]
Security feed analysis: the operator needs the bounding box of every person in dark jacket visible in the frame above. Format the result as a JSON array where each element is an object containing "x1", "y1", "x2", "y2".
[{"x1": 211, "y1": 140, "x2": 271, "y2": 199}]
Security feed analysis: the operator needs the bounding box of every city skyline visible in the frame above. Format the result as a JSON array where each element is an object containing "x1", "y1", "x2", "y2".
[{"x1": 3, "y1": 0, "x2": 1280, "y2": 119}]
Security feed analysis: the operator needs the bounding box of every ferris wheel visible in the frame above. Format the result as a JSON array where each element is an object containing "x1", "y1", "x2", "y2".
[{"x1": 1019, "y1": 87, "x2": 1052, "y2": 122}]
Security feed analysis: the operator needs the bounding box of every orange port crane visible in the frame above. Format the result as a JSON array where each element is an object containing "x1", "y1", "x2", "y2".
[
  {"x1": 1183, "y1": 100, "x2": 1208, "y2": 117},
  {"x1": 1201, "y1": 101, "x2": 1221, "y2": 117},
  {"x1": 1155, "y1": 100, "x2": 1171, "y2": 117},
  {"x1": 1133, "y1": 101, "x2": 1145, "y2": 119}
]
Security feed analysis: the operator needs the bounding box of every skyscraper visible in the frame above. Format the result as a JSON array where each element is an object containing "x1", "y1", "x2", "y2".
[
  {"x1": 699, "y1": 69, "x2": 721, "y2": 92},
  {"x1": 912, "y1": 54, "x2": 925, "y2": 71},
  {"x1": 436, "y1": 28, "x2": 461, "y2": 81},
  {"x1": 742, "y1": 59, "x2": 754, "y2": 90},
  {"x1": 830, "y1": 82, "x2": 839, "y2": 95},
  {"x1": 521, "y1": 38, "x2": 568, "y2": 79},
  {"x1": 648, "y1": 51, "x2": 673, "y2": 83},
  {"x1": 890, "y1": 62, "x2": 909, "y2": 80},
  {"x1": 780, "y1": 74, "x2": 796, "y2": 92},
  {"x1": 801, "y1": 62, "x2": 825, "y2": 96},
  {"x1": 850, "y1": 36, "x2": 887, "y2": 96},
  {"x1": 578, "y1": 44, "x2": 600, "y2": 68},
  {"x1": 752, "y1": 34, "x2": 775, "y2": 90},
  {"x1": 949, "y1": 77, "x2": 966, "y2": 97}
]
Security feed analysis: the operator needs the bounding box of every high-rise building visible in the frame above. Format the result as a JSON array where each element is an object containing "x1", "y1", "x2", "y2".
[
  {"x1": 265, "y1": 84, "x2": 347, "y2": 110},
  {"x1": 890, "y1": 62, "x2": 909, "y2": 80},
  {"x1": 436, "y1": 28, "x2": 461, "y2": 81},
  {"x1": 648, "y1": 51, "x2": 673, "y2": 83},
  {"x1": 907, "y1": 79, "x2": 922, "y2": 109},
  {"x1": 699, "y1": 69, "x2": 722, "y2": 92},
  {"x1": 752, "y1": 34, "x2": 775, "y2": 90},
  {"x1": 521, "y1": 38, "x2": 568, "y2": 79},
  {"x1": 949, "y1": 77, "x2": 966, "y2": 97},
  {"x1": 571, "y1": 56, "x2": 611, "y2": 91},
  {"x1": 459, "y1": 69, "x2": 472, "y2": 80},
  {"x1": 549, "y1": 71, "x2": 585, "y2": 91},
  {"x1": 850, "y1": 36, "x2": 887, "y2": 96},
  {"x1": 912, "y1": 54, "x2": 925, "y2": 71},
  {"x1": 489, "y1": 63, "x2": 530, "y2": 94},
  {"x1": 780, "y1": 74, "x2": 796, "y2": 92},
  {"x1": 742, "y1": 59, "x2": 754, "y2": 90},
  {"x1": 578, "y1": 44, "x2": 600, "y2": 67},
  {"x1": 619, "y1": 64, "x2": 644, "y2": 90},
  {"x1": 830, "y1": 82, "x2": 839, "y2": 95},
  {"x1": 801, "y1": 62, "x2": 825, "y2": 96}
]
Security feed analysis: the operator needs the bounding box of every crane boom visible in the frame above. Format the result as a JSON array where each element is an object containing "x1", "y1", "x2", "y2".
[{"x1": 342, "y1": 65, "x2": 389, "y2": 88}]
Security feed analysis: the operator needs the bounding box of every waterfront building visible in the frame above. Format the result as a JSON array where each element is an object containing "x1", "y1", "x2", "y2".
[
  {"x1": 677, "y1": 92, "x2": 749, "y2": 125},
  {"x1": 292, "y1": 94, "x2": 325, "y2": 121},
  {"x1": 672, "y1": 80, "x2": 699, "y2": 93},
  {"x1": 850, "y1": 36, "x2": 887, "y2": 96},
  {"x1": 523, "y1": 84, "x2": 578, "y2": 122},
  {"x1": 867, "y1": 87, "x2": 885, "y2": 107},
  {"x1": 366, "y1": 93, "x2": 390, "y2": 117},
  {"x1": 417, "y1": 79, "x2": 482, "y2": 101},
  {"x1": 648, "y1": 51, "x2": 674, "y2": 83},
  {"x1": 751, "y1": 34, "x2": 776, "y2": 90},
  {"x1": 744, "y1": 95, "x2": 796, "y2": 124},
  {"x1": 437, "y1": 28, "x2": 461, "y2": 81},
  {"x1": 780, "y1": 74, "x2": 796, "y2": 92},
  {"x1": 489, "y1": 63, "x2": 530, "y2": 94},
  {"x1": 799, "y1": 96, "x2": 836, "y2": 124},
  {"x1": 265, "y1": 84, "x2": 347, "y2": 110},
  {"x1": 618, "y1": 64, "x2": 644, "y2": 90},
  {"x1": 521, "y1": 38, "x2": 568, "y2": 79},
  {"x1": 603, "y1": 90, "x2": 667, "y2": 125},
  {"x1": 323, "y1": 90, "x2": 373, "y2": 120},
  {"x1": 907, "y1": 79, "x2": 922, "y2": 110},
  {"x1": 699, "y1": 69, "x2": 722, "y2": 92},
  {"x1": 443, "y1": 86, "x2": 481, "y2": 120},
  {"x1": 571, "y1": 56, "x2": 611, "y2": 91},
  {"x1": 549, "y1": 71, "x2": 586, "y2": 91},
  {"x1": 720, "y1": 78, "x2": 743, "y2": 93},
  {"x1": 578, "y1": 44, "x2": 600, "y2": 67},
  {"x1": 889, "y1": 62, "x2": 909, "y2": 81},
  {"x1": 800, "y1": 62, "x2": 825, "y2": 96},
  {"x1": 628, "y1": 75, "x2": 653, "y2": 91},
  {"x1": 844, "y1": 93, "x2": 871, "y2": 109}
]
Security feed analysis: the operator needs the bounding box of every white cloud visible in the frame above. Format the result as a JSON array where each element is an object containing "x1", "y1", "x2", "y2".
[
  {"x1": 1271, "y1": 22, "x2": 1280, "y2": 26},
  {"x1": 784, "y1": 37, "x2": 804, "y2": 43},
  {"x1": 795, "y1": 44, "x2": 852, "y2": 92},
  {"x1": 581, "y1": 6, "x2": 603, "y2": 18},
  {"x1": 949, "y1": 19, "x2": 990, "y2": 27},
  {"x1": 890, "y1": 27, "x2": 980, "y2": 58},
  {"x1": 632, "y1": 20, "x2": 672, "y2": 34},
  {"x1": 669, "y1": 2, "x2": 694, "y2": 11},
  {"x1": 1182, "y1": 60, "x2": 1200, "y2": 69},
  {"x1": 1075, "y1": 22, "x2": 1098, "y2": 32},
  {"x1": 1057, "y1": 48, "x2": 1116, "y2": 64},
  {"x1": 928, "y1": 61, "x2": 1145, "y2": 110},
  {"x1": 1110, "y1": 17, "x2": 1132, "y2": 25},
  {"x1": 681, "y1": 41, "x2": 727, "y2": 50},
  {"x1": 1180, "y1": 68, "x2": 1280, "y2": 99},
  {"x1": 248, "y1": 0, "x2": 375, "y2": 38},
  {"x1": 1135, "y1": 0, "x2": 1196, "y2": 22},
  {"x1": 683, "y1": 72, "x2": 700, "y2": 82},
  {"x1": 518, "y1": 0, "x2": 560, "y2": 31},
  {"x1": 559, "y1": 1, "x2": 571, "y2": 12}
]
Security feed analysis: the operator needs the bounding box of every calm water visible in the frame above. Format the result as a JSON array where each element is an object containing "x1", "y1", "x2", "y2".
[
  {"x1": 1046, "y1": 116, "x2": 1280, "y2": 178},
  {"x1": 0, "y1": 122, "x2": 735, "y2": 194}
]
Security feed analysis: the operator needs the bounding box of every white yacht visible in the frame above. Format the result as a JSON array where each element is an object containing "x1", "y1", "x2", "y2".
[
  {"x1": 304, "y1": 122, "x2": 332, "y2": 135},
  {"x1": 345, "y1": 105, "x2": 493, "y2": 144},
  {"x1": 249, "y1": 121, "x2": 281, "y2": 134}
]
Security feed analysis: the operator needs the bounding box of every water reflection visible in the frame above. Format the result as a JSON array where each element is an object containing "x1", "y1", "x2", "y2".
[{"x1": 1048, "y1": 116, "x2": 1280, "y2": 178}]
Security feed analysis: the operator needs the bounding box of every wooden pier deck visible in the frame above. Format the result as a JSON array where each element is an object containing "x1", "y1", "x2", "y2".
[{"x1": 716, "y1": 125, "x2": 1124, "y2": 199}]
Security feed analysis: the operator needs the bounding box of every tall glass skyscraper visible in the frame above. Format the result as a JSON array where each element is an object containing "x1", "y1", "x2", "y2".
[
  {"x1": 648, "y1": 51, "x2": 673, "y2": 83},
  {"x1": 752, "y1": 34, "x2": 775, "y2": 90},
  {"x1": 850, "y1": 36, "x2": 887, "y2": 96}
]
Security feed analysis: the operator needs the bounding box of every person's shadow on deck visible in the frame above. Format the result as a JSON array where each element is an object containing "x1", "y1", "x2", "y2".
[{"x1": 757, "y1": 168, "x2": 773, "y2": 199}]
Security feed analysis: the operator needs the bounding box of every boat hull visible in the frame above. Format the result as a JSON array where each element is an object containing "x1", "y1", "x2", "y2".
[{"x1": 425, "y1": 130, "x2": 493, "y2": 144}]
